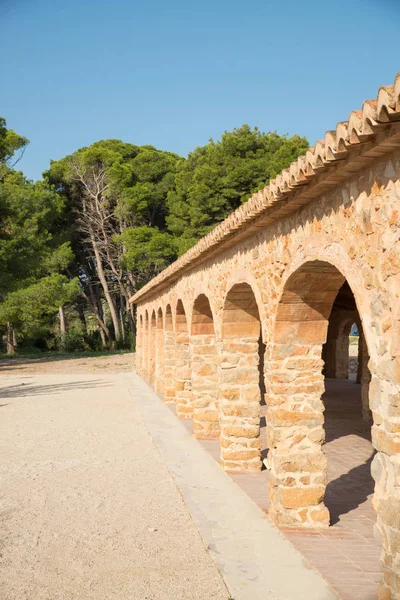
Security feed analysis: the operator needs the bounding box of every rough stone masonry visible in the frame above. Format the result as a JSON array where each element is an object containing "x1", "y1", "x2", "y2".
[{"x1": 131, "y1": 73, "x2": 400, "y2": 600}]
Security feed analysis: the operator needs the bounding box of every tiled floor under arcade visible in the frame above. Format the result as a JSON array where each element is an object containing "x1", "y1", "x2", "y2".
[{"x1": 169, "y1": 378, "x2": 380, "y2": 600}]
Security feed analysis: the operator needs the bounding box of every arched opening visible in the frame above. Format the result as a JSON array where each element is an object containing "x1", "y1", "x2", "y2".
[
  {"x1": 348, "y1": 322, "x2": 359, "y2": 382},
  {"x1": 149, "y1": 310, "x2": 157, "y2": 386},
  {"x1": 175, "y1": 300, "x2": 192, "y2": 419},
  {"x1": 268, "y1": 260, "x2": 375, "y2": 534},
  {"x1": 163, "y1": 304, "x2": 176, "y2": 404},
  {"x1": 155, "y1": 308, "x2": 164, "y2": 394},
  {"x1": 190, "y1": 294, "x2": 219, "y2": 439},
  {"x1": 220, "y1": 283, "x2": 264, "y2": 471}
]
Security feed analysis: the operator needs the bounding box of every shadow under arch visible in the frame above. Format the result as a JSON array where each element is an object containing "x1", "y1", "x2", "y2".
[{"x1": 268, "y1": 259, "x2": 376, "y2": 531}]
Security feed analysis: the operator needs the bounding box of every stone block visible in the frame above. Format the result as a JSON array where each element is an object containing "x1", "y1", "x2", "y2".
[{"x1": 280, "y1": 486, "x2": 325, "y2": 509}]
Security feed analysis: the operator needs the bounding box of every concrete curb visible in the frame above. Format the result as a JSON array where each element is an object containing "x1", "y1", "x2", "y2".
[{"x1": 126, "y1": 373, "x2": 339, "y2": 600}]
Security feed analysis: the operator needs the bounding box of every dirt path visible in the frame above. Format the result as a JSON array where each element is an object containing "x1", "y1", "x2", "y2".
[
  {"x1": 0, "y1": 371, "x2": 228, "y2": 600},
  {"x1": 0, "y1": 352, "x2": 135, "y2": 375}
]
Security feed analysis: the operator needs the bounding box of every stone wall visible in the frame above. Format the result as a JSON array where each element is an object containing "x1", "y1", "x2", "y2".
[{"x1": 132, "y1": 76, "x2": 400, "y2": 599}]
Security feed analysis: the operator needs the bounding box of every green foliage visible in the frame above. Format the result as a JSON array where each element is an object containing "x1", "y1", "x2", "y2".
[
  {"x1": 0, "y1": 171, "x2": 69, "y2": 292},
  {"x1": 0, "y1": 116, "x2": 29, "y2": 179},
  {"x1": 0, "y1": 274, "x2": 80, "y2": 334},
  {"x1": 118, "y1": 226, "x2": 177, "y2": 284},
  {"x1": 167, "y1": 125, "x2": 309, "y2": 254},
  {"x1": 0, "y1": 115, "x2": 310, "y2": 352}
]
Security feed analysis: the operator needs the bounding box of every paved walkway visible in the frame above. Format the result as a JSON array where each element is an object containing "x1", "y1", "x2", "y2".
[
  {"x1": 0, "y1": 374, "x2": 228, "y2": 600},
  {"x1": 175, "y1": 379, "x2": 380, "y2": 600}
]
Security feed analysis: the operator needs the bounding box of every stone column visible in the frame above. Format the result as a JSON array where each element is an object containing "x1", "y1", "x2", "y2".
[
  {"x1": 369, "y1": 372, "x2": 400, "y2": 600},
  {"x1": 136, "y1": 319, "x2": 142, "y2": 376},
  {"x1": 142, "y1": 317, "x2": 149, "y2": 381},
  {"x1": 360, "y1": 332, "x2": 372, "y2": 422},
  {"x1": 267, "y1": 325, "x2": 330, "y2": 528},
  {"x1": 191, "y1": 334, "x2": 219, "y2": 439},
  {"x1": 163, "y1": 329, "x2": 176, "y2": 404},
  {"x1": 155, "y1": 324, "x2": 165, "y2": 395},
  {"x1": 219, "y1": 336, "x2": 262, "y2": 471},
  {"x1": 149, "y1": 317, "x2": 156, "y2": 388},
  {"x1": 175, "y1": 330, "x2": 192, "y2": 418}
]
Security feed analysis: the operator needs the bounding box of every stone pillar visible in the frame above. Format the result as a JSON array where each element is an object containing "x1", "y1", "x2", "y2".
[
  {"x1": 360, "y1": 332, "x2": 372, "y2": 422},
  {"x1": 370, "y1": 373, "x2": 400, "y2": 600},
  {"x1": 136, "y1": 318, "x2": 142, "y2": 376},
  {"x1": 155, "y1": 320, "x2": 165, "y2": 395},
  {"x1": 267, "y1": 327, "x2": 330, "y2": 528},
  {"x1": 149, "y1": 315, "x2": 156, "y2": 388},
  {"x1": 142, "y1": 316, "x2": 149, "y2": 381},
  {"x1": 163, "y1": 329, "x2": 176, "y2": 404},
  {"x1": 175, "y1": 330, "x2": 192, "y2": 418},
  {"x1": 191, "y1": 334, "x2": 219, "y2": 439},
  {"x1": 219, "y1": 336, "x2": 262, "y2": 471}
]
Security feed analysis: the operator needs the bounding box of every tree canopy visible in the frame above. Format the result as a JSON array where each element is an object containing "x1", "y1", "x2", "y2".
[
  {"x1": 167, "y1": 125, "x2": 309, "y2": 254},
  {"x1": 0, "y1": 118, "x2": 308, "y2": 353}
]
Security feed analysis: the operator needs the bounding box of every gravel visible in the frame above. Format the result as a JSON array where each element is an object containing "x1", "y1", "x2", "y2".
[{"x1": 0, "y1": 371, "x2": 228, "y2": 600}]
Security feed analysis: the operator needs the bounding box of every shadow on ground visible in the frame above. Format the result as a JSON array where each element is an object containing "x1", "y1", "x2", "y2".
[{"x1": 0, "y1": 380, "x2": 109, "y2": 399}]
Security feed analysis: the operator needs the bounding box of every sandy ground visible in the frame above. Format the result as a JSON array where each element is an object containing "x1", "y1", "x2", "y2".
[
  {"x1": 0, "y1": 352, "x2": 135, "y2": 375},
  {"x1": 0, "y1": 369, "x2": 228, "y2": 600}
]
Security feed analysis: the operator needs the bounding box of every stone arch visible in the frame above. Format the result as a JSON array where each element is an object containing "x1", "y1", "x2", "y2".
[
  {"x1": 267, "y1": 258, "x2": 376, "y2": 530},
  {"x1": 155, "y1": 307, "x2": 165, "y2": 394},
  {"x1": 175, "y1": 299, "x2": 192, "y2": 419},
  {"x1": 323, "y1": 292, "x2": 361, "y2": 380},
  {"x1": 190, "y1": 293, "x2": 219, "y2": 439},
  {"x1": 219, "y1": 282, "x2": 264, "y2": 471},
  {"x1": 163, "y1": 303, "x2": 176, "y2": 403},
  {"x1": 149, "y1": 309, "x2": 157, "y2": 386},
  {"x1": 278, "y1": 239, "x2": 374, "y2": 359},
  {"x1": 191, "y1": 282, "x2": 219, "y2": 335},
  {"x1": 224, "y1": 268, "x2": 267, "y2": 340}
]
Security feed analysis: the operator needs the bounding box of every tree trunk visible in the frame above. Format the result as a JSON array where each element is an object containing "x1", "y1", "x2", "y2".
[
  {"x1": 119, "y1": 295, "x2": 126, "y2": 343},
  {"x1": 91, "y1": 235, "x2": 121, "y2": 341},
  {"x1": 99, "y1": 327, "x2": 107, "y2": 348},
  {"x1": 86, "y1": 284, "x2": 112, "y2": 344},
  {"x1": 12, "y1": 328, "x2": 17, "y2": 349},
  {"x1": 7, "y1": 322, "x2": 15, "y2": 355},
  {"x1": 76, "y1": 300, "x2": 87, "y2": 332},
  {"x1": 59, "y1": 306, "x2": 67, "y2": 348}
]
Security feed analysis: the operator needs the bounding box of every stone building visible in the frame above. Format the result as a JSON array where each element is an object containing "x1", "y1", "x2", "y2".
[{"x1": 131, "y1": 73, "x2": 400, "y2": 600}]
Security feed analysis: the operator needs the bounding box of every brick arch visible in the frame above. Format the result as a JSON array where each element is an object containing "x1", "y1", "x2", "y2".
[
  {"x1": 323, "y1": 311, "x2": 362, "y2": 380},
  {"x1": 219, "y1": 282, "x2": 264, "y2": 471},
  {"x1": 174, "y1": 299, "x2": 192, "y2": 419},
  {"x1": 267, "y1": 258, "x2": 378, "y2": 531},
  {"x1": 190, "y1": 293, "x2": 219, "y2": 439},
  {"x1": 223, "y1": 269, "x2": 267, "y2": 341},
  {"x1": 277, "y1": 240, "x2": 374, "y2": 361},
  {"x1": 191, "y1": 293, "x2": 215, "y2": 336},
  {"x1": 190, "y1": 283, "x2": 220, "y2": 336},
  {"x1": 164, "y1": 303, "x2": 173, "y2": 330}
]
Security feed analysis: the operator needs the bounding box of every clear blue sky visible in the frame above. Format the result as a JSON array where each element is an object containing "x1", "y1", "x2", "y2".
[{"x1": 2, "y1": 0, "x2": 399, "y2": 181}]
